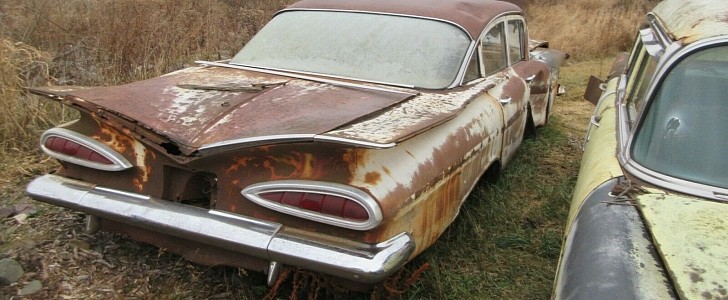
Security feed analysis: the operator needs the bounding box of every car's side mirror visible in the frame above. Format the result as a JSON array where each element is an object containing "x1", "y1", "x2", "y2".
[
  {"x1": 583, "y1": 52, "x2": 630, "y2": 106},
  {"x1": 584, "y1": 75, "x2": 605, "y2": 106}
]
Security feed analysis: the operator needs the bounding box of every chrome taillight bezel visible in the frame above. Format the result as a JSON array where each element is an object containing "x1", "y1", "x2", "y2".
[
  {"x1": 242, "y1": 180, "x2": 383, "y2": 231},
  {"x1": 40, "y1": 128, "x2": 133, "y2": 171}
]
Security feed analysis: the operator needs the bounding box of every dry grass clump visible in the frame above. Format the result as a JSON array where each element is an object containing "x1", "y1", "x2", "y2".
[
  {"x1": 2, "y1": 0, "x2": 293, "y2": 85},
  {"x1": 526, "y1": 0, "x2": 659, "y2": 60},
  {"x1": 0, "y1": 39, "x2": 70, "y2": 161}
]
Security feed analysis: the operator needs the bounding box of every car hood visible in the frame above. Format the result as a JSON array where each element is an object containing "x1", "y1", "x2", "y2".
[
  {"x1": 29, "y1": 66, "x2": 416, "y2": 154},
  {"x1": 636, "y1": 189, "x2": 728, "y2": 299}
]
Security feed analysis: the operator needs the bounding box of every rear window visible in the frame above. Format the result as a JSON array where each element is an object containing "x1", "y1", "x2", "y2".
[
  {"x1": 230, "y1": 11, "x2": 471, "y2": 89},
  {"x1": 631, "y1": 45, "x2": 728, "y2": 189}
]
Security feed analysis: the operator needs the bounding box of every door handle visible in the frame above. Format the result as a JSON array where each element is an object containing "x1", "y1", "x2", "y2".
[
  {"x1": 583, "y1": 115, "x2": 603, "y2": 150},
  {"x1": 525, "y1": 74, "x2": 536, "y2": 84},
  {"x1": 590, "y1": 115, "x2": 602, "y2": 127},
  {"x1": 500, "y1": 97, "x2": 512, "y2": 104}
]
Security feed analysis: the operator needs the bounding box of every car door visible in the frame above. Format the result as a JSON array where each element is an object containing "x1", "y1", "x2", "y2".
[
  {"x1": 507, "y1": 18, "x2": 551, "y2": 127},
  {"x1": 479, "y1": 18, "x2": 528, "y2": 166}
]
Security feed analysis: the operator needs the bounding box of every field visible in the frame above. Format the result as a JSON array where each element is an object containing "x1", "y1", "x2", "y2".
[{"x1": 0, "y1": 0, "x2": 656, "y2": 298}]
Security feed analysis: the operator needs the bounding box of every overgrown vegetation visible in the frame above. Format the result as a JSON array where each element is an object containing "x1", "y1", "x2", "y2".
[
  {"x1": 0, "y1": 0, "x2": 653, "y2": 298},
  {"x1": 526, "y1": 0, "x2": 658, "y2": 60}
]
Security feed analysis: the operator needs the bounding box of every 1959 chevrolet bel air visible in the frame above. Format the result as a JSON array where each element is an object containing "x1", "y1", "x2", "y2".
[
  {"x1": 26, "y1": 0, "x2": 566, "y2": 287},
  {"x1": 553, "y1": 0, "x2": 728, "y2": 298}
]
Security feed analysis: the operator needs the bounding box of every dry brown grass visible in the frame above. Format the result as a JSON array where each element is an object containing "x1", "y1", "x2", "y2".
[
  {"x1": 525, "y1": 0, "x2": 659, "y2": 60},
  {"x1": 3, "y1": 0, "x2": 293, "y2": 85},
  {"x1": 0, "y1": 39, "x2": 70, "y2": 161}
]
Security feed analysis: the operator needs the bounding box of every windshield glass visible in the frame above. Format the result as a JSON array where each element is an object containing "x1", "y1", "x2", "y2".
[
  {"x1": 230, "y1": 11, "x2": 471, "y2": 89},
  {"x1": 631, "y1": 45, "x2": 728, "y2": 189}
]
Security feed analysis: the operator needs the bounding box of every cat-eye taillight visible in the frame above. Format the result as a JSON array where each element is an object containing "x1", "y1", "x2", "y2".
[
  {"x1": 242, "y1": 180, "x2": 382, "y2": 230},
  {"x1": 41, "y1": 128, "x2": 132, "y2": 171}
]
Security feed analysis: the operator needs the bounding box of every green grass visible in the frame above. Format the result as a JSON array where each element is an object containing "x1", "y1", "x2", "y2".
[{"x1": 405, "y1": 118, "x2": 577, "y2": 300}]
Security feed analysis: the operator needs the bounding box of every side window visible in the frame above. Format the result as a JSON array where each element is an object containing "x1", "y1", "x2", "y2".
[
  {"x1": 463, "y1": 52, "x2": 480, "y2": 82},
  {"x1": 625, "y1": 41, "x2": 659, "y2": 127},
  {"x1": 631, "y1": 45, "x2": 728, "y2": 189},
  {"x1": 506, "y1": 19, "x2": 525, "y2": 64},
  {"x1": 481, "y1": 22, "x2": 507, "y2": 75}
]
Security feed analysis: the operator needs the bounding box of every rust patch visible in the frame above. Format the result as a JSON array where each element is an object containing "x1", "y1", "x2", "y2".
[
  {"x1": 367, "y1": 108, "x2": 499, "y2": 253},
  {"x1": 93, "y1": 120, "x2": 136, "y2": 155},
  {"x1": 92, "y1": 119, "x2": 158, "y2": 192},
  {"x1": 199, "y1": 143, "x2": 362, "y2": 239},
  {"x1": 227, "y1": 152, "x2": 328, "y2": 181},
  {"x1": 365, "y1": 172, "x2": 382, "y2": 185}
]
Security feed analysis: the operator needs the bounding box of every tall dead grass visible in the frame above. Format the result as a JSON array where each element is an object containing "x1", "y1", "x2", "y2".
[
  {"x1": 4, "y1": 0, "x2": 293, "y2": 85},
  {"x1": 526, "y1": 0, "x2": 659, "y2": 60},
  {"x1": 0, "y1": 39, "x2": 69, "y2": 161}
]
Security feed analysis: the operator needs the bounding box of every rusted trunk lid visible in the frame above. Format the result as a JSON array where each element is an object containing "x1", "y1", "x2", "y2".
[{"x1": 29, "y1": 66, "x2": 414, "y2": 155}]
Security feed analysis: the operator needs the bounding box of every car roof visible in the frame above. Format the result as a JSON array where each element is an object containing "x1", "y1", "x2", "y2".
[
  {"x1": 652, "y1": 0, "x2": 728, "y2": 44},
  {"x1": 283, "y1": 0, "x2": 522, "y2": 39}
]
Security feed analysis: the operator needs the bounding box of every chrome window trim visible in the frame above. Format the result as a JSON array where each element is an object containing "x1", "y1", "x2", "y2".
[
  {"x1": 197, "y1": 134, "x2": 396, "y2": 155},
  {"x1": 646, "y1": 13, "x2": 672, "y2": 50},
  {"x1": 471, "y1": 13, "x2": 526, "y2": 80},
  {"x1": 639, "y1": 27, "x2": 665, "y2": 58},
  {"x1": 454, "y1": 41, "x2": 479, "y2": 87},
  {"x1": 198, "y1": 134, "x2": 316, "y2": 153},
  {"x1": 242, "y1": 180, "x2": 383, "y2": 231},
  {"x1": 40, "y1": 128, "x2": 133, "y2": 171},
  {"x1": 312, "y1": 135, "x2": 396, "y2": 149},
  {"x1": 480, "y1": 20, "x2": 507, "y2": 76},
  {"x1": 504, "y1": 16, "x2": 527, "y2": 66},
  {"x1": 197, "y1": 61, "x2": 418, "y2": 95},
  {"x1": 618, "y1": 36, "x2": 728, "y2": 201},
  {"x1": 278, "y1": 8, "x2": 475, "y2": 39},
  {"x1": 615, "y1": 74, "x2": 630, "y2": 155}
]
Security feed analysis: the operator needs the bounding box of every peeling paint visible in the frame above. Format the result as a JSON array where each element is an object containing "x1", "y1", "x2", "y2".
[
  {"x1": 161, "y1": 86, "x2": 233, "y2": 127},
  {"x1": 638, "y1": 190, "x2": 728, "y2": 300},
  {"x1": 325, "y1": 72, "x2": 511, "y2": 144},
  {"x1": 652, "y1": 0, "x2": 728, "y2": 44}
]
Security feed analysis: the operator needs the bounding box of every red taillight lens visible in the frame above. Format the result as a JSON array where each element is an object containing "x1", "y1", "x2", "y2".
[
  {"x1": 44, "y1": 136, "x2": 113, "y2": 165},
  {"x1": 260, "y1": 191, "x2": 369, "y2": 221}
]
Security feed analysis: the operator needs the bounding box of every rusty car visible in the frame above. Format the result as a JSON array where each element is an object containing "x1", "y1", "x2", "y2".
[
  {"x1": 26, "y1": 0, "x2": 567, "y2": 287},
  {"x1": 552, "y1": 0, "x2": 728, "y2": 298}
]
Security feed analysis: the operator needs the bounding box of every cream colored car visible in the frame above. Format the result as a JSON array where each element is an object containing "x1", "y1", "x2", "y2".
[{"x1": 553, "y1": 0, "x2": 728, "y2": 298}]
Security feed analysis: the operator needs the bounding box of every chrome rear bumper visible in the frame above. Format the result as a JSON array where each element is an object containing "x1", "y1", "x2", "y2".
[{"x1": 26, "y1": 174, "x2": 415, "y2": 284}]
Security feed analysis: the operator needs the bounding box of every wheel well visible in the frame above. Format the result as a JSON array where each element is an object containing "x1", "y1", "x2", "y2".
[
  {"x1": 525, "y1": 104, "x2": 537, "y2": 138},
  {"x1": 482, "y1": 160, "x2": 501, "y2": 184}
]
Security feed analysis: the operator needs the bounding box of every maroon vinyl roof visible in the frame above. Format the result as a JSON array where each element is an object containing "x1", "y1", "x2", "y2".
[{"x1": 283, "y1": 0, "x2": 522, "y2": 39}]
